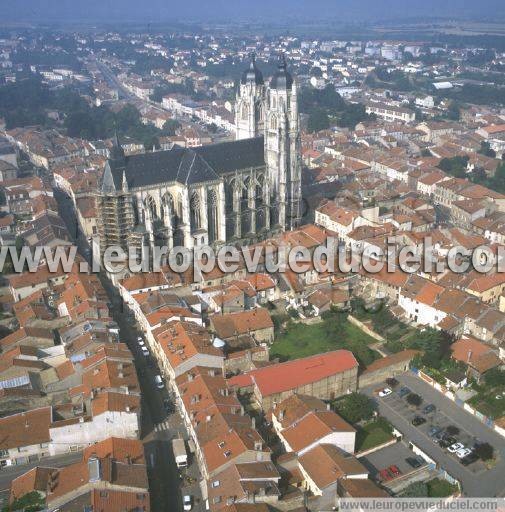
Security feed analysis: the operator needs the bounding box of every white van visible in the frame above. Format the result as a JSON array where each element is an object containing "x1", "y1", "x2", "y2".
[{"x1": 154, "y1": 375, "x2": 164, "y2": 389}]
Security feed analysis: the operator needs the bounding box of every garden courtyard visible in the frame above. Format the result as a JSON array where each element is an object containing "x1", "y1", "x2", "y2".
[{"x1": 270, "y1": 310, "x2": 380, "y2": 366}]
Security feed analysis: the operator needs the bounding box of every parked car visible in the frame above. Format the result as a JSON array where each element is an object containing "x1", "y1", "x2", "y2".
[
  {"x1": 398, "y1": 386, "x2": 411, "y2": 398},
  {"x1": 456, "y1": 448, "x2": 472, "y2": 459},
  {"x1": 423, "y1": 404, "x2": 436, "y2": 414},
  {"x1": 448, "y1": 442, "x2": 464, "y2": 453},
  {"x1": 137, "y1": 336, "x2": 145, "y2": 347},
  {"x1": 183, "y1": 495, "x2": 192, "y2": 511},
  {"x1": 461, "y1": 452, "x2": 479, "y2": 466},
  {"x1": 379, "y1": 388, "x2": 392, "y2": 397},
  {"x1": 389, "y1": 465, "x2": 401, "y2": 477},
  {"x1": 154, "y1": 375, "x2": 164, "y2": 390},
  {"x1": 379, "y1": 468, "x2": 393, "y2": 481},
  {"x1": 412, "y1": 416, "x2": 426, "y2": 426},
  {"x1": 429, "y1": 426, "x2": 443, "y2": 437},
  {"x1": 141, "y1": 346, "x2": 150, "y2": 357},
  {"x1": 406, "y1": 456, "x2": 423, "y2": 468},
  {"x1": 439, "y1": 436, "x2": 457, "y2": 449}
]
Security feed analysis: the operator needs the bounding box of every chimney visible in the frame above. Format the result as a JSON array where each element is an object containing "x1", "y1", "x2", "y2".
[{"x1": 251, "y1": 417, "x2": 256, "y2": 429}]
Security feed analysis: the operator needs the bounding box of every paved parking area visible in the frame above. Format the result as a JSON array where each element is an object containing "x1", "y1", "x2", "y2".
[
  {"x1": 360, "y1": 442, "x2": 426, "y2": 478},
  {"x1": 362, "y1": 373, "x2": 505, "y2": 497},
  {"x1": 381, "y1": 390, "x2": 486, "y2": 475}
]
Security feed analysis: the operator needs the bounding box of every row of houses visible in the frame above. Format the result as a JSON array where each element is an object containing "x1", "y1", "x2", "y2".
[{"x1": 0, "y1": 261, "x2": 150, "y2": 510}]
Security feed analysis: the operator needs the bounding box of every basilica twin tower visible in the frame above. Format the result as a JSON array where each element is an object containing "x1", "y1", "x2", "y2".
[{"x1": 235, "y1": 54, "x2": 302, "y2": 233}]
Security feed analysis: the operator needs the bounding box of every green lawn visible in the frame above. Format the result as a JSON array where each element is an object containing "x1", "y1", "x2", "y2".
[
  {"x1": 427, "y1": 478, "x2": 459, "y2": 497},
  {"x1": 270, "y1": 313, "x2": 380, "y2": 366},
  {"x1": 355, "y1": 419, "x2": 395, "y2": 452},
  {"x1": 468, "y1": 391, "x2": 505, "y2": 420}
]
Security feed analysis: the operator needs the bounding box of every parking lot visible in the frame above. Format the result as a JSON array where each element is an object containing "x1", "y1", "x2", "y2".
[
  {"x1": 380, "y1": 389, "x2": 487, "y2": 474},
  {"x1": 361, "y1": 442, "x2": 427, "y2": 478},
  {"x1": 360, "y1": 442, "x2": 436, "y2": 494},
  {"x1": 362, "y1": 372, "x2": 505, "y2": 497}
]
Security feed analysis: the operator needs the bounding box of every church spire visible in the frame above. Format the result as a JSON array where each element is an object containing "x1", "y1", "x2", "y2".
[
  {"x1": 110, "y1": 129, "x2": 125, "y2": 161},
  {"x1": 240, "y1": 52, "x2": 264, "y2": 85},
  {"x1": 270, "y1": 53, "x2": 293, "y2": 90}
]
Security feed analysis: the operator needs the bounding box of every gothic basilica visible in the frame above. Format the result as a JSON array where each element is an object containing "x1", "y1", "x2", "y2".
[{"x1": 97, "y1": 55, "x2": 302, "y2": 253}]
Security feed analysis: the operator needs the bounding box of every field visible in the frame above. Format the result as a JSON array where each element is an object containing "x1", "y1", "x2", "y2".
[{"x1": 270, "y1": 311, "x2": 380, "y2": 366}]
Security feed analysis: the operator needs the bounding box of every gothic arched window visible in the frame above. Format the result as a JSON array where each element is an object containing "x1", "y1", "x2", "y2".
[
  {"x1": 241, "y1": 179, "x2": 251, "y2": 235},
  {"x1": 145, "y1": 195, "x2": 158, "y2": 220},
  {"x1": 207, "y1": 189, "x2": 218, "y2": 243},
  {"x1": 224, "y1": 181, "x2": 237, "y2": 239},
  {"x1": 256, "y1": 102, "x2": 263, "y2": 124},
  {"x1": 241, "y1": 103, "x2": 248, "y2": 120},
  {"x1": 255, "y1": 175, "x2": 265, "y2": 208},
  {"x1": 270, "y1": 115, "x2": 277, "y2": 130},
  {"x1": 190, "y1": 191, "x2": 201, "y2": 233}
]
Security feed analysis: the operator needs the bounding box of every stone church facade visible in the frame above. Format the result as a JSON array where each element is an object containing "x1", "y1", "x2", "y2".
[{"x1": 97, "y1": 55, "x2": 301, "y2": 253}]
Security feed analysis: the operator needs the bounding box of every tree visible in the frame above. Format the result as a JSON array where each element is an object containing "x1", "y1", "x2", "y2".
[
  {"x1": 371, "y1": 307, "x2": 395, "y2": 334},
  {"x1": 401, "y1": 482, "x2": 428, "y2": 497},
  {"x1": 161, "y1": 119, "x2": 181, "y2": 136},
  {"x1": 337, "y1": 103, "x2": 373, "y2": 129},
  {"x1": 408, "y1": 327, "x2": 452, "y2": 369},
  {"x1": 2, "y1": 490, "x2": 45, "y2": 511},
  {"x1": 333, "y1": 392, "x2": 375, "y2": 424},
  {"x1": 299, "y1": 84, "x2": 345, "y2": 113},
  {"x1": 474, "y1": 442, "x2": 494, "y2": 461},
  {"x1": 478, "y1": 141, "x2": 496, "y2": 158},
  {"x1": 470, "y1": 166, "x2": 488, "y2": 184},
  {"x1": 446, "y1": 101, "x2": 461, "y2": 121},
  {"x1": 484, "y1": 367, "x2": 505, "y2": 388},
  {"x1": 310, "y1": 66, "x2": 323, "y2": 78},
  {"x1": 489, "y1": 162, "x2": 505, "y2": 193},
  {"x1": 386, "y1": 377, "x2": 399, "y2": 388},
  {"x1": 307, "y1": 108, "x2": 330, "y2": 133},
  {"x1": 406, "y1": 393, "x2": 423, "y2": 407},
  {"x1": 445, "y1": 425, "x2": 460, "y2": 436},
  {"x1": 437, "y1": 156, "x2": 469, "y2": 178}
]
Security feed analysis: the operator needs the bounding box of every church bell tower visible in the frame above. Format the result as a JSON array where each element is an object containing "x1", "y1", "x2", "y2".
[
  {"x1": 264, "y1": 55, "x2": 301, "y2": 230},
  {"x1": 235, "y1": 54, "x2": 265, "y2": 140}
]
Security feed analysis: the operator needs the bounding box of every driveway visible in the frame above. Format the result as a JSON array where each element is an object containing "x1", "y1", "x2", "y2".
[{"x1": 362, "y1": 373, "x2": 505, "y2": 497}]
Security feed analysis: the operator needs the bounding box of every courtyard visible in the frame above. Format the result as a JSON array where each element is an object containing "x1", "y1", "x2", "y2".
[{"x1": 270, "y1": 310, "x2": 380, "y2": 366}]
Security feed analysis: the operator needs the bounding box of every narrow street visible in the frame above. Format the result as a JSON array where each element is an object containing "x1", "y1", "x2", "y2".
[{"x1": 55, "y1": 190, "x2": 205, "y2": 511}]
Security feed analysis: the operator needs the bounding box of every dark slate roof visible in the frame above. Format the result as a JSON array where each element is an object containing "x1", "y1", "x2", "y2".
[
  {"x1": 270, "y1": 55, "x2": 293, "y2": 90},
  {"x1": 0, "y1": 137, "x2": 15, "y2": 156},
  {"x1": 194, "y1": 136, "x2": 265, "y2": 174},
  {"x1": 105, "y1": 137, "x2": 264, "y2": 191}
]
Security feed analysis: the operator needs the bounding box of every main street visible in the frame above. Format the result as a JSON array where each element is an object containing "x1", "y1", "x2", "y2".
[
  {"x1": 55, "y1": 190, "x2": 205, "y2": 511},
  {"x1": 94, "y1": 59, "x2": 134, "y2": 100}
]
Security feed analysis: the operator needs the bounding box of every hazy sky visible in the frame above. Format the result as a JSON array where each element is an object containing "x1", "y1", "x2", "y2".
[{"x1": 1, "y1": 0, "x2": 504, "y2": 23}]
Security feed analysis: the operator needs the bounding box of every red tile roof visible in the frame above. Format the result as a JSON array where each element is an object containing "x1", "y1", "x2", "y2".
[{"x1": 228, "y1": 350, "x2": 358, "y2": 398}]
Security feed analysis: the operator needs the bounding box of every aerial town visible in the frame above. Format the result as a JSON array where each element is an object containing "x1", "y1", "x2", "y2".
[{"x1": 0, "y1": 7, "x2": 503, "y2": 512}]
